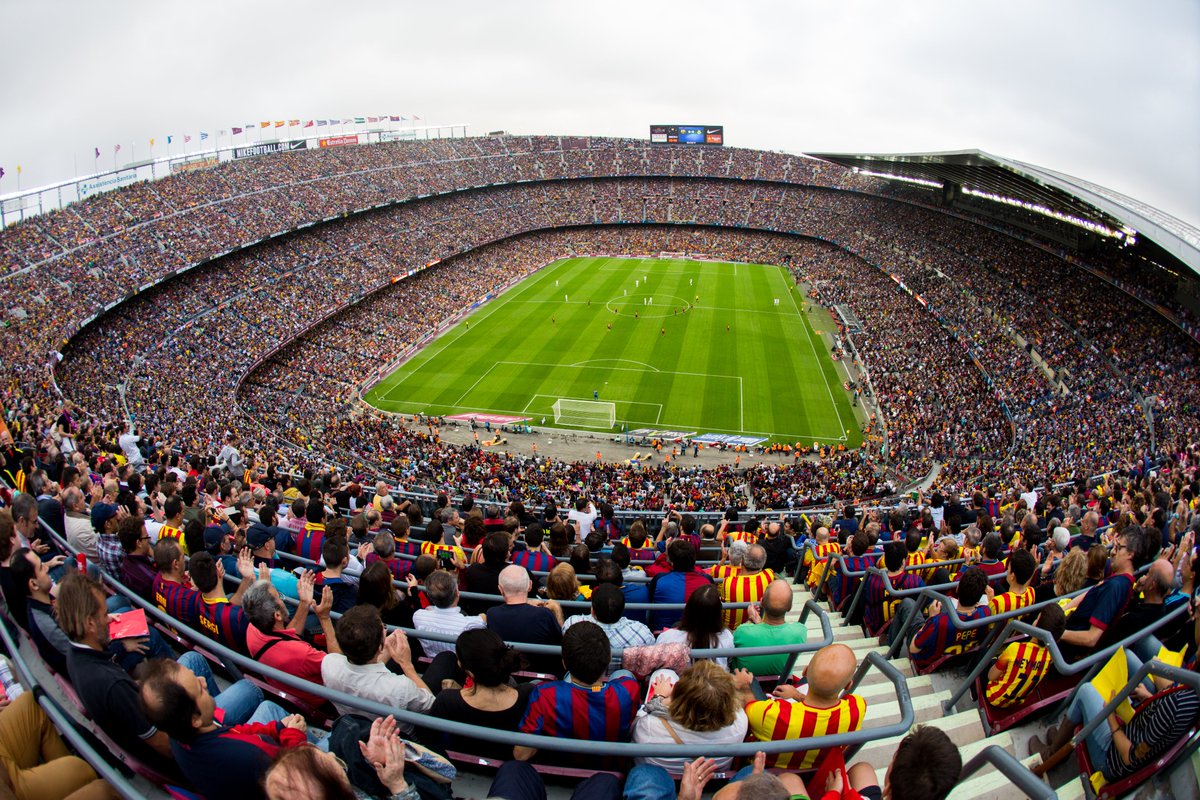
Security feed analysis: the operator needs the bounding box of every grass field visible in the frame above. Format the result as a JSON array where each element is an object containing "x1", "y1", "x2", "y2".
[{"x1": 363, "y1": 257, "x2": 861, "y2": 446}]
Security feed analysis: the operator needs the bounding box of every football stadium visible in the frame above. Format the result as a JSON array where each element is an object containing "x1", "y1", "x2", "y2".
[{"x1": 1, "y1": 5, "x2": 1199, "y2": 800}]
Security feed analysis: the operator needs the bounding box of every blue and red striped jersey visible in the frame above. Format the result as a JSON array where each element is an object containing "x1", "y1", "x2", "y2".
[
  {"x1": 199, "y1": 597, "x2": 251, "y2": 652},
  {"x1": 648, "y1": 570, "x2": 715, "y2": 631},
  {"x1": 831, "y1": 555, "x2": 876, "y2": 607},
  {"x1": 365, "y1": 552, "x2": 411, "y2": 580},
  {"x1": 909, "y1": 605, "x2": 990, "y2": 668},
  {"x1": 520, "y1": 675, "x2": 640, "y2": 760},
  {"x1": 863, "y1": 571, "x2": 924, "y2": 635},
  {"x1": 153, "y1": 574, "x2": 202, "y2": 627},
  {"x1": 511, "y1": 549, "x2": 556, "y2": 574},
  {"x1": 296, "y1": 522, "x2": 325, "y2": 562}
]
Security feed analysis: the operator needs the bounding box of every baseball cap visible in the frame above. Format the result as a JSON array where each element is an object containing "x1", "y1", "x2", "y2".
[
  {"x1": 91, "y1": 503, "x2": 119, "y2": 532},
  {"x1": 246, "y1": 525, "x2": 274, "y2": 550},
  {"x1": 203, "y1": 524, "x2": 230, "y2": 551}
]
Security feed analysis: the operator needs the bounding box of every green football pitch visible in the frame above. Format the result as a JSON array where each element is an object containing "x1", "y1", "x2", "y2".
[{"x1": 363, "y1": 257, "x2": 861, "y2": 446}]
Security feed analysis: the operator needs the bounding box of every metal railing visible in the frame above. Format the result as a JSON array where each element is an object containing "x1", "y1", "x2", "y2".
[
  {"x1": 47, "y1": 527, "x2": 912, "y2": 762},
  {"x1": 0, "y1": 616, "x2": 145, "y2": 800},
  {"x1": 956, "y1": 744, "x2": 1055, "y2": 800},
  {"x1": 941, "y1": 602, "x2": 1190, "y2": 715}
]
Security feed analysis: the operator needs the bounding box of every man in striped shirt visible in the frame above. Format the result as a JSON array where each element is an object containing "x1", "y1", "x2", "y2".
[
  {"x1": 157, "y1": 496, "x2": 188, "y2": 555},
  {"x1": 830, "y1": 531, "x2": 875, "y2": 609},
  {"x1": 515, "y1": 621, "x2": 640, "y2": 765},
  {"x1": 987, "y1": 548, "x2": 1037, "y2": 616},
  {"x1": 191, "y1": 550, "x2": 255, "y2": 653},
  {"x1": 510, "y1": 524, "x2": 556, "y2": 574},
  {"x1": 721, "y1": 544, "x2": 774, "y2": 629},
  {"x1": 803, "y1": 527, "x2": 841, "y2": 591},
  {"x1": 152, "y1": 538, "x2": 202, "y2": 628},
  {"x1": 986, "y1": 603, "x2": 1066, "y2": 707},
  {"x1": 909, "y1": 567, "x2": 991, "y2": 670},
  {"x1": 707, "y1": 540, "x2": 746, "y2": 584},
  {"x1": 295, "y1": 501, "x2": 326, "y2": 563},
  {"x1": 736, "y1": 642, "x2": 866, "y2": 769},
  {"x1": 864, "y1": 541, "x2": 925, "y2": 638}
]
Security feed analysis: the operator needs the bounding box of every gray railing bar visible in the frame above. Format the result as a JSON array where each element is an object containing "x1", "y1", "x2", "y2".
[
  {"x1": 0, "y1": 616, "x2": 146, "y2": 800},
  {"x1": 957, "y1": 745, "x2": 1055, "y2": 800}
]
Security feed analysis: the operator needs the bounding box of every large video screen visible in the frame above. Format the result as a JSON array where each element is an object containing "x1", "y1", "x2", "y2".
[{"x1": 650, "y1": 125, "x2": 723, "y2": 145}]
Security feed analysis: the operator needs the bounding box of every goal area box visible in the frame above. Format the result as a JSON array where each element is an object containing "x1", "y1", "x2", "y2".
[{"x1": 552, "y1": 398, "x2": 616, "y2": 429}]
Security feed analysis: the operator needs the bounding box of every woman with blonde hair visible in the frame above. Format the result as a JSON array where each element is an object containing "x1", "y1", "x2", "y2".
[
  {"x1": 1034, "y1": 548, "x2": 1088, "y2": 604},
  {"x1": 631, "y1": 660, "x2": 748, "y2": 772},
  {"x1": 545, "y1": 562, "x2": 590, "y2": 603}
]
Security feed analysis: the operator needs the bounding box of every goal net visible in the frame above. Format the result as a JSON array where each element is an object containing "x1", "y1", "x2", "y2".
[{"x1": 552, "y1": 398, "x2": 617, "y2": 429}]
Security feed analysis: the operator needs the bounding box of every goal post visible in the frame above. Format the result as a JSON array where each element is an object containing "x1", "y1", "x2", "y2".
[{"x1": 552, "y1": 398, "x2": 617, "y2": 429}]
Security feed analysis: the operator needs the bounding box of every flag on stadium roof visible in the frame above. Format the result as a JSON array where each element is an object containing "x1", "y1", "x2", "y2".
[
  {"x1": 390, "y1": 116, "x2": 400, "y2": 121},
  {"x1": 218, "y1": 130, "x2": 226, "y2": 136},
  {"x1": 184, "y1": 135, "x2": 191, "y2": 143},
  {"x1": 288, "y1": 119, "x2": 299, "y2": 126},
  {"x1": 368, "y1": 116, "x2": 379, "y2": 123},
  {"x1": 232, "y1": 127, "x2": 243, "y2": 135},
  {"x1": 94, "y1": 147, "x2": 100, "y2": 158},
  {"x1": 412, "y1": 115, "x2": 421, "y2": 121},
  {"x1": 342, "y1": 118, "x2": 353, "y2": 124},
  {"x1": 400, "y1": 116, "x2": 407, "y2": 121},
  {"x1": 260, "y1": 122, "x2": 270, "y2": 128},
  {"x1": 354, "y1": 117, "x2": 366, "y2": 123},
  {"x1": 149, "y1": 138, "x2": 155, "y2": 147},
  {"x1": 316, "y1": 120, "x2": 327, "y2": 126},
  {"x1": 304, "y1": 120, "x2": 314, "y2": 128},
  {"x1": 200, "y1": 132, "x2": 209, "y2": 140},
  {"x1": 166, "y1": 137, "x2": 172, "y2": 145},
  {"x1": 114, "y1": 144, "x2": 121, "y2": 153},
  {"x1": 274, "y1": 121, "x2": 285, "y2": 128},
  {"x1": 0, "y1": 167, "x2": 5, "y2": 180}
]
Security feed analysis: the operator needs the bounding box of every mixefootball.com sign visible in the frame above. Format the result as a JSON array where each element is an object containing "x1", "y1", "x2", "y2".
[{"x1": 232, "y1": 140, "x2": 308, "y2": 159}]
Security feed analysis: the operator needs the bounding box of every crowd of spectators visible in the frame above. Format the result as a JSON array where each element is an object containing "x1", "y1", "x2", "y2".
[
  {"x1": 2, "y1": 136, "x2": 1198, "y2": 521},
  {"x1": 2, "y1": 414, "x2": 1199, "y2": 798}
]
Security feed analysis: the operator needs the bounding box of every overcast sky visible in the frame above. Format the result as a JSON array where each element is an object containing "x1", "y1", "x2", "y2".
[{"x1": 3, "y1": 0, "x2": 1198, "y2": 226}]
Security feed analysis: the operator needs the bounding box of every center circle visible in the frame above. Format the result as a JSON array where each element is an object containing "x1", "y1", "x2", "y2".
[{"x1": 605, "y1": 293, "x2": 695, "y2": 319}]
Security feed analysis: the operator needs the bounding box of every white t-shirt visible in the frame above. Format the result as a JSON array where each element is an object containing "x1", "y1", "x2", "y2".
[
  {"x1": 568, "y1": 505, "x2": 598, "y2": 538},
  {"x1": 632, "y1": 708, "x2": 748, "y2": 771},
  {"x1": 118, "y1": 433, "x2": 143, "y2": 467},
  {"x1": 654, "y1": 628, "x2": 735, "y2": 669}
]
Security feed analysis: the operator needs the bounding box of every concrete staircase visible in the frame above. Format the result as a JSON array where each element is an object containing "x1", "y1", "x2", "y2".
[{"x1": 787, "y1": 583, "x2": 1060, "y2": 799}]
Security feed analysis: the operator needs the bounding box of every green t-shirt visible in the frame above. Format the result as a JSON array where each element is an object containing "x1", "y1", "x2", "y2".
[{"x1": 730, "y1": 621, "x2": 808, "y2": 676}]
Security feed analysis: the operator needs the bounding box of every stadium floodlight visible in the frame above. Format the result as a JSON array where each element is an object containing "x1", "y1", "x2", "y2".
[{"x1": 552, "y1": 398, "x2": 617, "y2": 429}]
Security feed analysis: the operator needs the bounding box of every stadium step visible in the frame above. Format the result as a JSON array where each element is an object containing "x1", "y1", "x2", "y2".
[
  {"x1": 1051, "y1": 777, "x2": 1086, "y2": 800},
  {"x1": 784, "y1": 580, "x2": 1044, "y2": 800},
  {"x1": 855, "y1": 709, "x2": 998, "y2": 761},
  {"x1": 948, "y1": 753, "x2": 1050, "y2": 800}
]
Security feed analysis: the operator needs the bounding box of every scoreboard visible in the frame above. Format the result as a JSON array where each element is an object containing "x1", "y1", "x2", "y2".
[{"x1": 650, "y1": 125, "x2": 724, "y2": 145}]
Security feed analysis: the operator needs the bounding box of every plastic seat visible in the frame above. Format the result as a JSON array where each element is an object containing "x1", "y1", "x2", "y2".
[
  {"x1": 1075, "y1": 707, "x2": 1200, "y2": 799},
  {"x1": 975, "y1": 669, "x2": 1078, "y2": 736}
]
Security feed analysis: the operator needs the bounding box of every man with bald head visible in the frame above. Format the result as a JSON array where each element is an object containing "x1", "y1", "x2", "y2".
[
  {"x1": 733, "y1": 642, "x2": 866, "y2": 769},
  {"x1": 721, "y1": 544, "x2": 775, "y2": 628},
  {"x1": 1101, "y1": 557, "x2": 1188, "y2": 660},
  {"x1": 486, "y1": 564, "x2": 563, "y2": 675},
  {"x1": 731, "y1": 579, "x2": 807, "y2": 677},
  {"x1": 1070, "y1": 510, "x2": 1101, "y2": 550},
  {"x1": 803, "y1": 526, "x2": 841, "y2": 591}
]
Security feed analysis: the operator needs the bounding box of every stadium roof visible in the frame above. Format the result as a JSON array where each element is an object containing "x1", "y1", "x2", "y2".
[{"x1": 807, "y1": 149, "x2": 1200, "y2": 278}]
